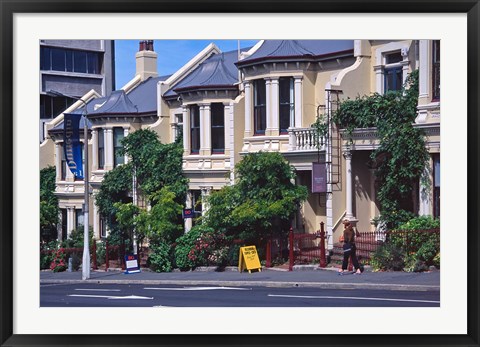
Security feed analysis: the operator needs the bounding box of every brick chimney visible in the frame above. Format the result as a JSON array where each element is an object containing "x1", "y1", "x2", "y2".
[{"x1": 136, "y1": 40, "x2": 158, "y2": 81}]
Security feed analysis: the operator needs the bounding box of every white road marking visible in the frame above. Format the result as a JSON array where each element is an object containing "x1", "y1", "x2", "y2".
[
  {"x1": 74, "y1": 289, "x2": 121, "y2": 292},
  {"x1": 69, "y1": 294, "x2": 153, "y2": 300},
  {"x1": 144, "y1": 286, "x2": 251, "y2": 291},
  {"x1": 268, "y1": 294, "x2": 439, "y2": 304}
]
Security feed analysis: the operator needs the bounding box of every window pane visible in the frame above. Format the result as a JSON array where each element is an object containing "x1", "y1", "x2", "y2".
[
  {"x1": 385, "y1": 67, "x2": 402, "y2": 92},
  {"x1": 279, "y1": 105, "x2": 291, "y2": 133},
  {"x1": 386, "y1": 52, "x2": 402, "y2": 64},
  {"x1": 51, "y1": 48, "x2": 65, "y2": 71},
  {"x1": 74, "y1": 51, "x2": 87, "y2": 73},
  {"x1": 211, "y1": 104, "x2": 224, "y2": 126},
  {"x1": 87, "y1": 52, "x2": 99, "y2": 74},
  {"x1": 113, "y1": 128, "x2": 124, "y2": 167},
  {"x1": 98, "y1": 129, "x2": 104, "y2": 169},
  {"x1": 211, "y1": 103, "x2": 224, "y2": 152},
  {"x1": 61, "y1": 144, "x2": 66, "y2": 180},
  {"x1": 254, "y1": 80, "x2": 266, "y2": 134},
  {"x1": 212, "y1": 128, "x2": 225, "y2": 152},
  {"x1": 113, "y1": 128, "x2": 124, "y2": 147},
  {"x1": 65, "y1": 50, "x2": 73, "y2": 72},
  {"x1": 279, "y1": 78, "x2": 294, "y2": 132},
  {"x1": 255, "y1": 80, "x2": 266, "y2": 105},
  {"x1": 432, "y1": 40, "x2": 440, "y2": 100},
  {"x1": 40, "y1": 47, "x2": 50, "y2": 70},
  {"x1": 279, "y1": 78, "x2": 292, "y2": 103},
  {"x1": 52, "y1": 97, "x2": 67, "y2": 118},
  {"x1": 190, "y1": 106, "x2": 200, "y2": 153}
]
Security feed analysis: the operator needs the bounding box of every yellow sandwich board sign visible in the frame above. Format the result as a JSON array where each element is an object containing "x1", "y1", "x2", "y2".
[{"x1": 238, "y1": 246, "x2": 262, "y2": 273}]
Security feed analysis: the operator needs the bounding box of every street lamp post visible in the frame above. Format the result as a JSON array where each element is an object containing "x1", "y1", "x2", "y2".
[{"x1": 47, "y1": 90, "x2": 90, "y2": 280}]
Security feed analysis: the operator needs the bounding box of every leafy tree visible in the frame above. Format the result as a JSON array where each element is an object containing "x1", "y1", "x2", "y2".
[
  {"x1": 333, "y1": 70, "x2": 429, "y2": 228},
  {"x1": 95, "y1": 129, "x2": 187, "y2": 234},
  {"x1": 95, "y1": 164, "x2": 132, "y2": 233},
  {"x1": 120, "y1": 129, "x2": 188, "y2": 201},
  {"x1": 40, "y1": 166, "x2": 58, "y2": 243},
  {"x1": 204, "y1": 152, "x2": 308, "y2": 244}
]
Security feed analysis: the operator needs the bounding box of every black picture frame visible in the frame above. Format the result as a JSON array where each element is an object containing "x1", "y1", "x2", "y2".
[{"x1": 1, "y1": 1, "x2": 479, "y2": 346}]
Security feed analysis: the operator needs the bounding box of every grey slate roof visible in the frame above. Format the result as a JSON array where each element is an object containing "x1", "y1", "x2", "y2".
[
  {"x1": 88, "y1": 90, "x2": 138, "y2": 116},
  {"x1": 236, "y1": 40, "x2": 354, "y2": 67},
  {"x1": 49, "y1": 75, "x2": 171, "y2": 133},
  {"x1": 164, "y1": 50, "x2": 242, "y2": 98}
]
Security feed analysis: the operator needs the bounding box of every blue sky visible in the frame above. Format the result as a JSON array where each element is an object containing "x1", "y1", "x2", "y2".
[{"x1": 114, "y1": 40, "x2": 259, "y2": 89}]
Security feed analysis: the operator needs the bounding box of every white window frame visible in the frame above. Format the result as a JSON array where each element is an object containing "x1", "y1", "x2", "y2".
[{"x1": 374, "y1": 42, "x2": 410, "y2": 94}]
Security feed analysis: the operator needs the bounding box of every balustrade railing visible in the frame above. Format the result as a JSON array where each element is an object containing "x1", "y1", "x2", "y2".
[{"x1": 288, "y1": 127, "x2": 324, "y2": 151}]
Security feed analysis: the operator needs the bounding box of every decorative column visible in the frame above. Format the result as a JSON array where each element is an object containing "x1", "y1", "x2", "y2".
[
  {"x1": 416, "y1": 40, "x2": 430, "y2": 123},
  {"x1": 227, "y1": 102, "x2": 235, "y2": 181},
  {"x1": 294, "y1": 76, "x2": 303, "y2": 128},
  {"x1": 369, "y1": 169, "x2": 377, "y2": 230},
  {"x1": 91, "y1": 129, "x2": 98, "y2": 171},
  {"x1": 343, "y1": 149, "x2": 357, "y2": 222},
  {"x1": 55, "y1": 143, "x2": 62, "y2": 181},
  {"x1": 418, "y1": 40, "x2": 429, "y2": 98},
  {"x1": 201, "y1": 187, "x2": 212, "y2": 214},
  {"x1": 105, "y1": 128, "x2": 114, "y2": 170},
  {"x1": 123, "y1": 127, "x2": 130, "y2": 164},
  {"x1": 401, "y1": 47, "x2": 410, "y2": 86},
  {"x1": 57, "y1": 210, "x2": 63, "y2": 241},
  {"x1": 202, "y1": 104, "x2": 211, "y2": 156},
  {"x1": 93, "y1": 200, "x2": 100, "y2": 240},
  {"x1": 182, "y1": 105, "x2": 190, "y2": 155},
  {"x1": 66, "y1": 207, "x2": 75, "y2": 236},
  {"x1": 184, "y1": 191, "x2": 193, "y2": 233},
  {"x1": 373, "y1": 65, "x2": 384, "y2": 94},
  {"x1": 223, "y1": 102, "x2": 231, "y2": 155},
  {"x1": 265, "y1": 78, "x2": 273, "y2": 136},
  {"x1": 270, "y1": 78, "x2": 279, "y2": 136},
  {"x1": 243, "y1": 80, "x2": 252, "y2": 138}
]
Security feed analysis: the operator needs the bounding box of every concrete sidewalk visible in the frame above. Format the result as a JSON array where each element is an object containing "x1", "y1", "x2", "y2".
[{"x1": 40, "y1": 266, "x2": 440, "y2": 291}]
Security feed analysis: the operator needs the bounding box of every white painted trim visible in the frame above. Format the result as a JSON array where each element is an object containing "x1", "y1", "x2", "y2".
[{"x1": 165, "y1": 43, "x2": 221, "y2": 87}]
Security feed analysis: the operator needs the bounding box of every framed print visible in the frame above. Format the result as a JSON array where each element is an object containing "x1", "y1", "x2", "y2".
[{"x1": 1, "y1": 1, "x2": 479, "y2": 346}]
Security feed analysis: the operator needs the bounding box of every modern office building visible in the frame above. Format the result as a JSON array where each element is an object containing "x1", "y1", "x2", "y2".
[{"x1": 39, "y1": 40, "x2": 115, "y2": 142}]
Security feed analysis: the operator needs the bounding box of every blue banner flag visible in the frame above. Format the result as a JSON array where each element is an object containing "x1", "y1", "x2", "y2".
[{"x1": 63, "y1": 113, "x2": 84, "y2": 179}]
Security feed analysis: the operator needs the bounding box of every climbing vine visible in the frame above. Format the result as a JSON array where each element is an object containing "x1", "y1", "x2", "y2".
[{"x1": 333, "y1": 70, "x2": 430, "y2": 228}]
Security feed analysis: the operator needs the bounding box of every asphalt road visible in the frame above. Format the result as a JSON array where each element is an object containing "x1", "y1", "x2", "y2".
[{"x1": 40, "y1": 283, "x2": 440, "y2": 307}]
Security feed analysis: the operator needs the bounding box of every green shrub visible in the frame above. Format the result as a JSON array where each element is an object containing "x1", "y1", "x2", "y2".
[
  {"x1": 50, "y1": 248, "x2": 67, "y2": 272},
  {"x1": 370, "y1": 242, "x2": 405, "y2": 271},
  {"x1": 174, "y1": 224, "x2": 229, "y2": 270},
  {"x1": 371, "y1": 216, "x2": 440, "y2": 272},
  {"x1": 40, "y1": 251, "x2": 53, "y2": 270},
  {"x1": 398, "y1": 215, "x2": 440, "y2": 230},
  {"x1": 63, "y1": 225, "x2": 94, "y2": 248},
  {"x1": 96, "y1": 241, "x2": 106, "y2": 266},
  {"x1": 226, "y1": 244, "x2": 241, "y2": 266},
  {"x1": 174, "y1": 226, "x2": 206, "y2": 270},
  {"x1": 148, "y1": 243, "x2": 174, "y2": 272},
  {"x1": 40, "y1": 240, "x2": 59, "y2": 270}
]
